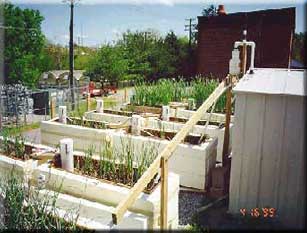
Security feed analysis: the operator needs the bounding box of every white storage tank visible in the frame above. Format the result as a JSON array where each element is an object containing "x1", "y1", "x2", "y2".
[{"x1": 229, "y1": 68, "x2": 306, "y2": 229}]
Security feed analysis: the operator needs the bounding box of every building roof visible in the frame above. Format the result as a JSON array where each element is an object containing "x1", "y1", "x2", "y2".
[{"x1": 233, "y1": 68, "x2": 306, "y2": 96}]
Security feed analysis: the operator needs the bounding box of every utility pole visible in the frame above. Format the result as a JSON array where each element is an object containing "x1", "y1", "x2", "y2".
[
  {"x1": 64, "y1": 0, "x2": 79, "y2": 110},
  {"x1": 184, "y1": 18, "x2": 197, "y2": 50}
]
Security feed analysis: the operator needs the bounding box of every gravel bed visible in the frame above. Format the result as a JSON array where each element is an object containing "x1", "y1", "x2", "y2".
[{"x1": 179, "y1": 190, "x2": 210, "y2": 225}]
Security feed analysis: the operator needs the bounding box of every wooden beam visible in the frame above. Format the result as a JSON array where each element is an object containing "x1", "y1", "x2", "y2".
[
  {"x1": 222, "y1": 76, "x2": 233, "y2": 167},
  {"x1": 112, "y1": 78, "x2": 229, "y2": 225},
  {"x1": 160, "y1": 157, "x2": 168, "y2": 229},
  {"x1": 242, "y1": 42, "x2": 247, "y2": 74},
  {"x1": 86, "y1": 93, "x2": 91, "y2": 111},
  {"x1": 50, "y1": 97, "x2": 56, "y2": 119}
]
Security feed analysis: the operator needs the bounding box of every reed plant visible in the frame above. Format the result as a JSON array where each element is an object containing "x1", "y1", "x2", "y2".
[
  {"x1": 131, "y1": 76, "x2": 227, "y2": 112},
  {"x1": 76, "y1": 136, "x2": 158, "y2": 188}
]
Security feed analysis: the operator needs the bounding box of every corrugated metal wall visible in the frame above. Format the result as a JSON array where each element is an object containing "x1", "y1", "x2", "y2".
[{"x1": 229, "y1": 93, "x2": 306, "y2": 228}]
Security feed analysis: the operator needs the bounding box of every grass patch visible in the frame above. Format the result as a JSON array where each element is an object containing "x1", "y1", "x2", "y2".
[
  {"x1": 70, "y1": 97, "x2": 117, "y2": 118},
  {"x1": 1, "y1": 123, "x2": 41, "y2": 136}
]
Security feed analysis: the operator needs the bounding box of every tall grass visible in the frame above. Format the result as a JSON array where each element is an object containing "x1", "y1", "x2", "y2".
[
  {"x1": 75, "y1": 137, "x2": 158, "y2": 188},
  {"x1": 0, "y1": 169, "x2": 79, "y2": 230},
  {"x1": 131, "y1": 77, "x2": 227, "y2": 112}
]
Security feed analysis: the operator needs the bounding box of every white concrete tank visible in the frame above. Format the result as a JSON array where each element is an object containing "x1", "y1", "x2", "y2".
[{"x1": 229, "y1": 68, "x2": 306, "y2": 229}]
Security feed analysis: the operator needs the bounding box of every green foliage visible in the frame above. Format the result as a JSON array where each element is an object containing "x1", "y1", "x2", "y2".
[
  {"x1": 131, "y1": 77, "x2": 227, "y2": 112},
  {"x1": 0, "y1": 170, "x2": 79, "y2": 230},
  {"x1": 292, "y1": 32, "x2": 306, "y2": 66},
  {"x1": 4, "y1": 3, "x2": 47, "y2": 88},
  {"x1": 202, "y1": 5, "x2": 218, "y2": 17},
  {"x1": 0, "y1": 128, "x2": 27, "y2": 160},
  {"x1": 85, "y1": 30, "x2": 190, "y2": 83}
]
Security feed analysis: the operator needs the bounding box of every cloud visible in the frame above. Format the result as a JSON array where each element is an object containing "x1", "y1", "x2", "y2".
[{"x1": 9, "y1": 0, "x2": 307, "y2": 5}]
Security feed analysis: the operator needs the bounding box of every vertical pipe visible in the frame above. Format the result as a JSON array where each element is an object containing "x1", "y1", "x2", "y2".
[
  {"x1": 59, "y1": 106, "x2": 67, "y2": 124},
  {"x1": 60, "y1": 138, "x2": 74, "y2": 172},
  {"x1": 160, "y1": 156, "x2": 168, "y2": 230},
  {"x1": 162, "y1": 106, "x2": 170, "y2": 121},
  {"x1": 96, "y1": 99, "x2": 104, "y2": 113},
  {"x1": 131, "y1": 114, "x2": 141, "y2": 135}
]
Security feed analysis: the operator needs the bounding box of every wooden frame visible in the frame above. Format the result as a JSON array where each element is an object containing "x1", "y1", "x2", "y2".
[{"x1": 112, "y1": 77, "x2": 232, "y2": 228}]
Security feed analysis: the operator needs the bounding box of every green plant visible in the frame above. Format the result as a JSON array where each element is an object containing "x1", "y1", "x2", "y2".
[
  {"x1": 0, "y1": 128, "x2": 11, "y2": 156},
  {"x1": 131, "y1": 76, "x2": 227, "y2": 112},
  {"x1": 0, "y1": 169, "x2": 79, "y2": 230},
  {"x1": 83, "y1": 145, "x2": 95, "y2": 175},
  {"x1": 13, "y1": 134, "x2": 26, "y2": 159}
]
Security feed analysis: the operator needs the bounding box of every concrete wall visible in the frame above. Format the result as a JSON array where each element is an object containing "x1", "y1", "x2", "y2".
[
  {"x1": 33, "y1": 164, "x2": 179, "y2": 229},
  {"x1": 41, "y1": 120, "x2": 217, "y2": 190},
  {"x1": 84, "y1": 110, "x2": 233, "y2": 162},
  {"x1": 229, "y1": 93, "x2": 306, "y2": 229},
  {"x1": 0, "y1": 154, "x2": 38, "y2": 181}
]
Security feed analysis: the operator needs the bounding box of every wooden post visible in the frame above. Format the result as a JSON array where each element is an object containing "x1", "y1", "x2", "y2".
[
  {"x1": 50, "y1": 97, "x2": 56, "y2": 119},
  {"x1": 124, "y1": 87, "x2": 127, "y2": 103},
  {"x1": 86, "y1": 93, "x2": 91, "y2": 111},
  {"x1": 242, "y1": 42, "x2": 247, "y2": 74},
  {"x1": 222, "y1": 76, "x2": 232, "y2": 167},
  {"x1": 160, "y1": 156, "x2": 168, "y2": 230}
]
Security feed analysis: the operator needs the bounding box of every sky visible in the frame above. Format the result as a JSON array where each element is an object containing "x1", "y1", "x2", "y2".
[{"x1": 11, "y1": 0, "x2": 307, "y2": 47}]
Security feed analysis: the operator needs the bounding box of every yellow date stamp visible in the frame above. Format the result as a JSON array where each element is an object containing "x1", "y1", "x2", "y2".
[{"x1": 240, "y1": 207, "x2": 276, "y2": 218}]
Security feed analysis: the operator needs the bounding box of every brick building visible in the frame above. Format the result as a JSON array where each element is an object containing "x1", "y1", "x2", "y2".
[{"x1": 196, "y1": 7, "x2": 295, "y2": 79}]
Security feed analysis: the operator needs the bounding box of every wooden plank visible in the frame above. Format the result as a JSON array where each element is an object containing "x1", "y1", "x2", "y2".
[
  {"x1": 50, "y1": 97, "x2": 56, "y2": 119},
  {"x1": 112, "y1": 78, "x2": 229, "y2": 225},
  {"x1": 222, "y1": 77, "x2": 232, "y2": 167},
  {"x1": 86, "y1": 93, "x2": 91, "y2": 111},
  {"x1": 242, "y1": 42, "x2": 247, "y2": 74},
  {"x1": 160, "y1": 157, "x2": 168, "y2": 229}
]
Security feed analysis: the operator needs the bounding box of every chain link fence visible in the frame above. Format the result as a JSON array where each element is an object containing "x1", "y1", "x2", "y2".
[{"x1": 0, "y1": 84, "x2": 89, "y2": 129}]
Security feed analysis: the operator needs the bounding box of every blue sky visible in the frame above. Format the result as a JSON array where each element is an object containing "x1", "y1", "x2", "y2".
[{"x1": 13, "y1": 0, "x2": 307, "y2": 47}]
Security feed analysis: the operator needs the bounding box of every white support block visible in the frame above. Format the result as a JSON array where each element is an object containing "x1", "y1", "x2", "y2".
[{"x1": 60, "y1": 138, "x2": 74, "y2": 172}]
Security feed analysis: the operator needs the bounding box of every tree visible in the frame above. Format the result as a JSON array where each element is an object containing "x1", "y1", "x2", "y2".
[
  {"x1": 292, "y1": 32, "x2": 306, "y2": 65},
  {"x1": 202, "y1": 5, "x2": 218, "y2": 17},
  {"x1": 4, "y1": 3, "x2": 47, "y2": 87},
  {"x1": 85, "y1": 45, "x2": 128, "y2": 83},
  {"x1": 85, "y1": 29, "x2": 192, "y2": 83}
]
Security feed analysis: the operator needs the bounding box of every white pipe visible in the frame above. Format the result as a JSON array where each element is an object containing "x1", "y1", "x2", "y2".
[
  {"x1": 131, "y1": 115, "x2": 142, "y2": 135},
  {"x1": 59, "y1": 106, "x2": 67, "y2": 124},
  {"x1": 233, "y1": 40, "x2": 256, "y2": 70},
  {"x1": 60, "y1": 138, "x2": 74, "y2": 172},
  {"x1": 96, "y1": 99, "x2": 104, "y2": 113},
  {"x1": 162, "y1": 105, "x2": 170, "y2": 121}
]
